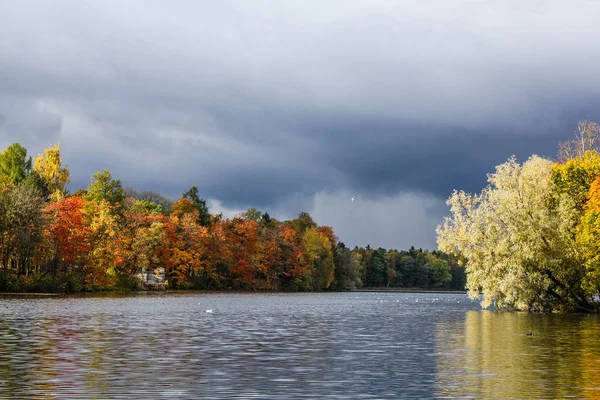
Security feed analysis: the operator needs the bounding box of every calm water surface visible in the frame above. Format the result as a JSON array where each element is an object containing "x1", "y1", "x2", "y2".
[{"x1": 0, "y1": 292, "x2": 599, "y2": 399}]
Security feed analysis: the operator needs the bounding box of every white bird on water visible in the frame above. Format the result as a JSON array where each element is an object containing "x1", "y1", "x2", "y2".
[
  {"x1": 351, "y1": 195, "x2": 356, "y2": 204},
  {"x1": 205, "y1": 309, "x2": 213, "y2": 313}
]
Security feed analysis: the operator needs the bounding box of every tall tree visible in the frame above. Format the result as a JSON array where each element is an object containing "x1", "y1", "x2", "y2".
[
  {"x1": 84, "y1": 200, "x2": 119, "y2": 289},
  {"x1": 32, "y1": 143, "x2": 70, "y2": 201},
  {"x1": 86, "y1": 170, "x2": 124, "y2": 209},
  {"x1": 551, "y1": 150, "x2": 600, "y2": 211},
  {"x1": 241, "y1": 207, "x2": 262, "y2": 223},
  {"x1": 334, "y1": 243, "x2": 363, "y2": 290},
  {"x1": 169, "y1": 211, "x2": 207, "y2": 288},
  {"x1": 0, "y1": 185, "x2": 45, "y2": 276},
  {"x1": 427, "y1": 258, "x2": 452, "y2": 288},
  {"x1": 182, "y1": 186, "x2": 211, "y2": 226},
  {"x1": 287, "y1": 212, "x2": 317, "y2": 235},
  {"x1": 123, "y1": 187, "x2": 173, "y2": 213},
  {"x1": 558, "y1": 120, "x2": 600, "y2": 162},
  {"x1": 437, "y1": 155, "x2": 593, "y2": 312},
  {"x1": 576, "y1": 176, "x2": 600, "y2": 297},
  {"x1": 44, "y1": 196, "x2": 90, "y2": 278},
  {"x1": 301, "y1": 227, "x2": 335, "y2": 290},
  {"x1": 0, "y1": 143, "x2": 31, "y2": 186}
]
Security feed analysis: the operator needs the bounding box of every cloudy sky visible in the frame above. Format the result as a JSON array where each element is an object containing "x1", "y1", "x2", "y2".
[{"x1": 1, "y1": 1, "x2": 600, "y2": 250}]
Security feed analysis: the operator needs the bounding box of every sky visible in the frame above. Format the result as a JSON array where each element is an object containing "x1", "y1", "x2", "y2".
[{"x1": 1, "y1": 1, "x2": 600, "y2": 250}]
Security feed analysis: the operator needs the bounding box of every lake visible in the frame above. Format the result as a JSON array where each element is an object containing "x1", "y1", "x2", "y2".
[{"x1": 0, "y1": 292, "x2": 599, "y2": 399}]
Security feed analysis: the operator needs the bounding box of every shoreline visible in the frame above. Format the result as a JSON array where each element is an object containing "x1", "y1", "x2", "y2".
[
  {"x1": 352, "y1": 288, "x2": 468, "y2": 294},
  {"x1": 0, "y1": 288, "x2": 469, "y2": 297},
  {"x1": 0, "y1": 292, "x2": 59, "y2": 296}
]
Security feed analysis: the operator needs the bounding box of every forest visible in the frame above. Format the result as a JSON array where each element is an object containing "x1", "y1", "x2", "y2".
[
  {"x1": 438, "y1": 120, "x2": 600, "y2": 313},
  {"x1": 0, "y1": 143, "x2": 463, "y2": 293}
]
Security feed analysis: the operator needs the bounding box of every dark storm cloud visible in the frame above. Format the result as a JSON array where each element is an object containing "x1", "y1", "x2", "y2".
[
  {"x1": 2, "y1": 0, "x2": 600, "y2": 248},
  {"x1": 318, "y1": 118, "x2": 580, "y2": 198}
]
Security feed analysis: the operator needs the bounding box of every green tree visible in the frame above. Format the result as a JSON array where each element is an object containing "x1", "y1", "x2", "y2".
[
  {"x1": 182, "y1": 186, "x2": 211, "y2": 226},
  {"x1": 129, "y1": 199, "x2": 165, "y2": 216},
  {"x1": 367, "y1": 248, "x2": 387, "y2": 287},
  {"x1": 21, "y1": 170, "x2": 50, "y2": 198},
  {"x1": 385, "y1": 250, "x2": 402, "y2": 287},
  {"x1": 241, "y1": 207, "x2": 262, "y2": 222},
  {"x1": 334, "y1": 243, "x2": 363, "y2": 290},
  {"x1": 0, "y1": 143, "x2": 31, "y2": 186},
  {"x1": 86, "y1": 170, "x2": 124, "y2": 207},
  {"x1": 287, "y1": 212, "x2": 317, "y2": 235},
  {"x1": 398, "y1": 255, "x2": 416, "y2": 287},
  {"x1": 427, "y1": 258, "x2": 452, "y2": 288}
]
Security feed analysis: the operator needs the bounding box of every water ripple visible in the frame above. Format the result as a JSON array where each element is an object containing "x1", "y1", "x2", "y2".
[{"x1": 0, "y1": 292, "x2": 598, "y2": 399}]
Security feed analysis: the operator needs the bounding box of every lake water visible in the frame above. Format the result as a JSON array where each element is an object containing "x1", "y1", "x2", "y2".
[{"x1": 0, "y1": 292, "x2": 599, "y2": 399}]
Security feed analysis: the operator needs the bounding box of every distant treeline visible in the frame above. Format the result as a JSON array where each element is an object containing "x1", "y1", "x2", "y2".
[{"x1": 0, "y1": 142, "x2": 464, "y2": 293}]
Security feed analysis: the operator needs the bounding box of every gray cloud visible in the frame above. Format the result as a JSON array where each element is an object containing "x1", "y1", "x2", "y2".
[{"x1": 1, "y1": 0, "x2": 600, "y2": 249}]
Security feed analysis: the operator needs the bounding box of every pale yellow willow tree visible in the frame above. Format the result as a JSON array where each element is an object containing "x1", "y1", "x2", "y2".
[{"x1": 437, "y1": 155, "x2": 596, "y2": 312}]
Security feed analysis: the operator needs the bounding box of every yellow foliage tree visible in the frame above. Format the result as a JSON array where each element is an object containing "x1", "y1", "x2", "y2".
[
  {"x1": 301, "y1": 227, "x2": 335, "y2": 290},
  {"x1": 33, "y1": 143, "x2": 71, "y2": 202},
  {"x1": 84, "y1": 200, "x2": 119, "y2": 289},
  {"x1": 576, "y1": 176, "x2": 600, "y2": 295},
  {"x1": 551, "y1": 150, "x2": 600, "y2": 211},
  {"x1": 170, "y1": 211, "x2": 208, "y2": 287}
]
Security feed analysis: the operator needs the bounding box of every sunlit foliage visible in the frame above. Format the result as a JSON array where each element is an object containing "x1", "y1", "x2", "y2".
[
  {"x1": 0, "y1": 142, "x2": 464, "y2": 295},
  {"x1": 438, "y1": 121, "x2": 600, "y2": 312},
  {"x1": 33, "y1": 143, "x2": 71, "y2": 202}
]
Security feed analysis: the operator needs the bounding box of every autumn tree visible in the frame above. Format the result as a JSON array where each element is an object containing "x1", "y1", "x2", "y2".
[
  {"x1": 32, "y1": 143, "x2": 70, "y2": 201},
  {"x1": 268, "y1": 225, "x2": 305, "y2": 290},
  {"x1": 200, "y1": 219, "x2": 232, "y2": 288},
  {"x1": 575, "y1": 176, "x2": 600, "y2": 297},
  {"x1": 84, "y1": 200, "x2": 119, "y2": 289},
  {"x1": 169, "y1": 209, "x2": 207, "y2": 288},
  {"x1": 44, "y1": 196, "x2": 90, "y2": 278},
  {"x1": 437, "y1": 155, "x2": 594, "y2": 312},
  {"x1": 227, "y1": 218, "x2": 261, "y2": 289},
  {"x1": 551, "y1": 150, "x2": 600, "y2": 211},
  {"x1": 115, "y1": 213, "x2": 167, "y2": 281},
  {"x1": 171, "y1": 198, "x2": 197, "y2": 219},
  {"x1": 301, "y1": 227, "x2": 335, "y2": 290},
  {"x1": 0, "y1": 185, "x2": 45, "y2": 277}
]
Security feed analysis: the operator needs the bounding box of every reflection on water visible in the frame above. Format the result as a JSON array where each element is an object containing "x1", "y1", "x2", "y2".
[
  {"x1": 0, "y1": 292, "x2": 598, "y2": 399},
  {"x1": 436, "y1": 310, "x2": 600, "y2": 399}
]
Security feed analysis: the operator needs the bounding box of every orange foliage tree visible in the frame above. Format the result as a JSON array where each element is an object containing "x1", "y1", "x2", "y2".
[{"x1": 44, "y1": 196, "x2": 90, "y2": 279}]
